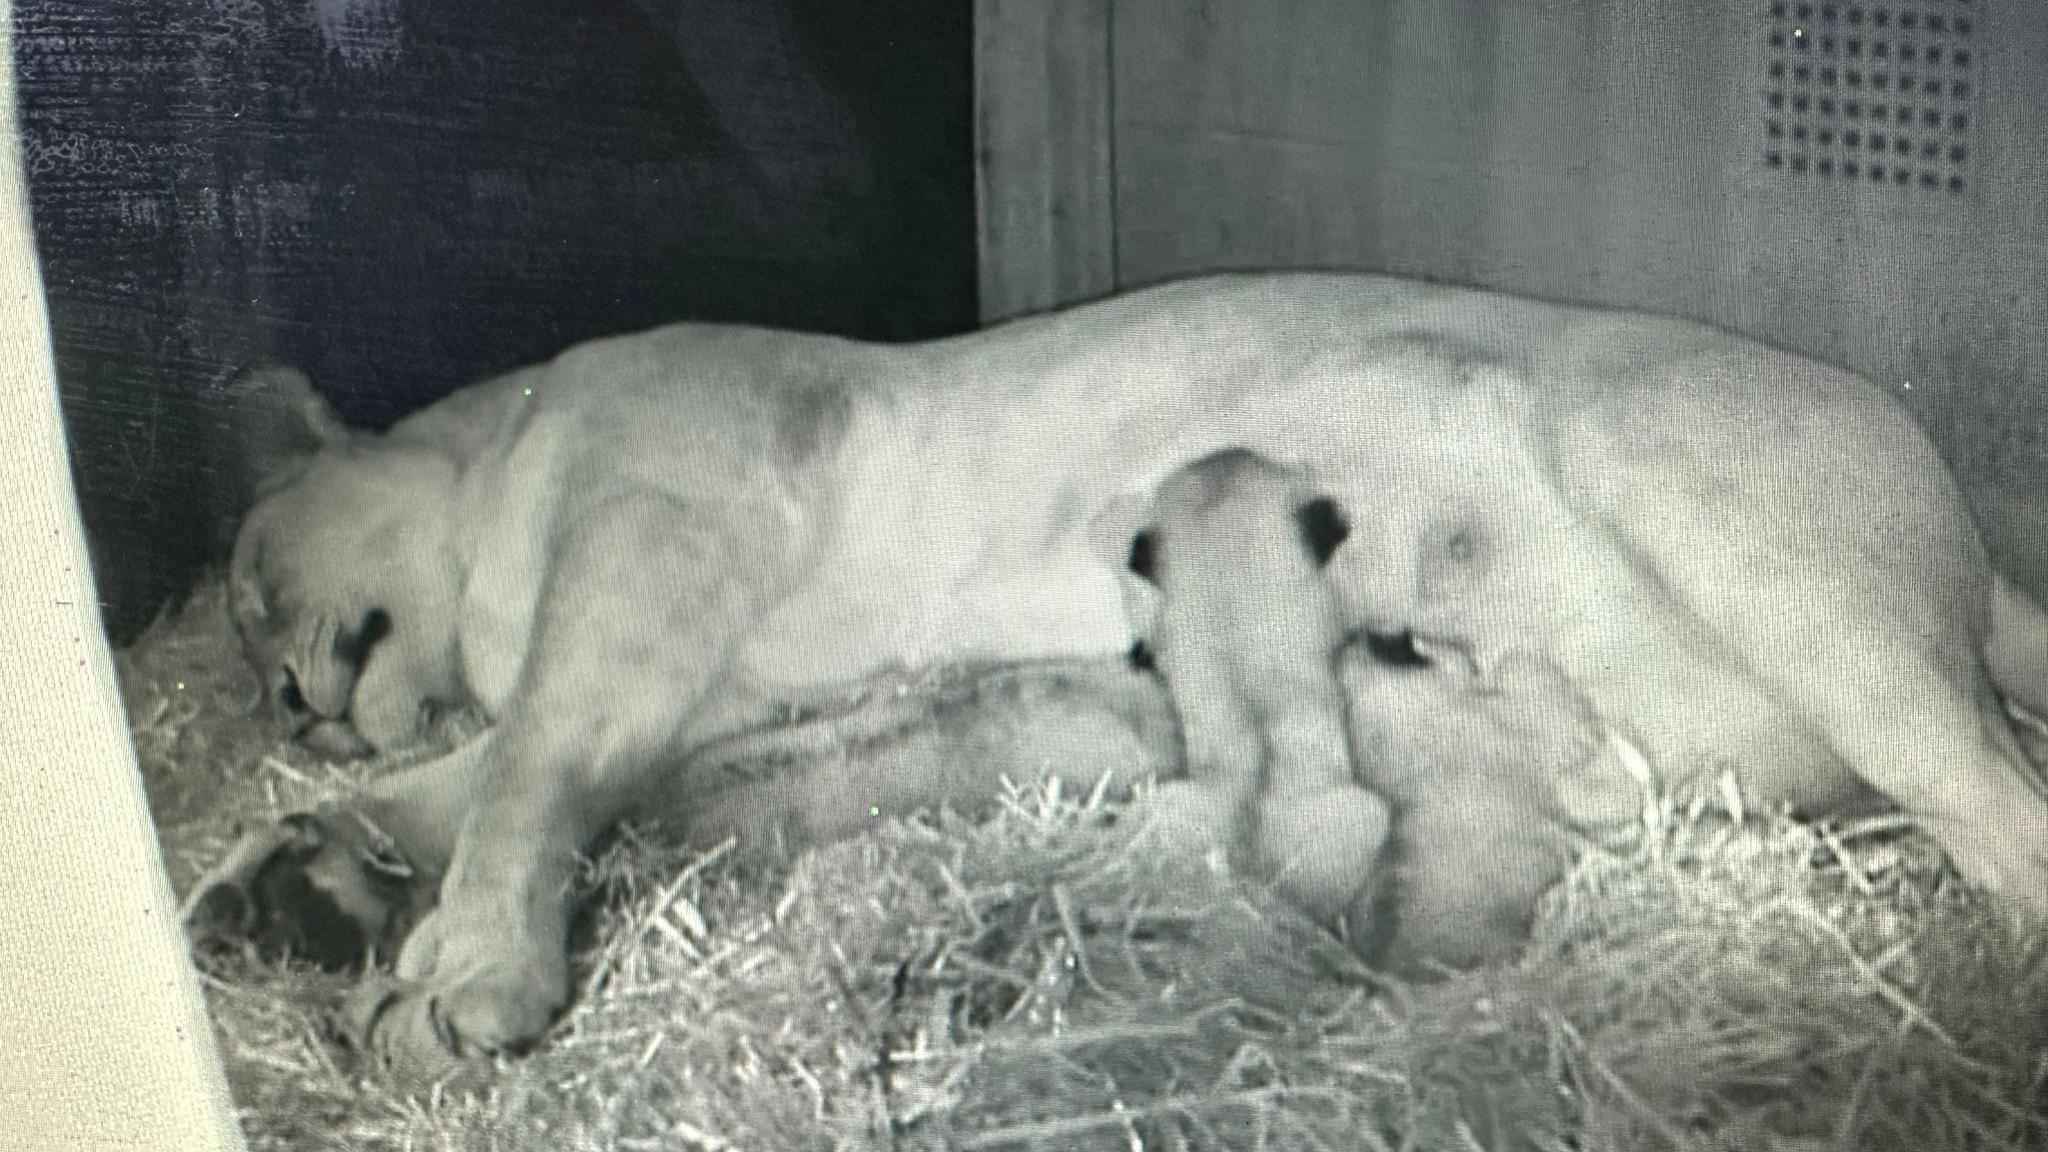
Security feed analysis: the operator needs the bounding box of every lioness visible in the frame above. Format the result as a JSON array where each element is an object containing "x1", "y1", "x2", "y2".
[{"x1": 197, "y1": 272, "x2": 2048, "y2": 1075}]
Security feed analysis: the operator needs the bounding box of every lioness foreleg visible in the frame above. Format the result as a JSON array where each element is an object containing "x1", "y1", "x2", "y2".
[{"x1": 358, "y1": 494, "x2": 787, "y2": 1074}]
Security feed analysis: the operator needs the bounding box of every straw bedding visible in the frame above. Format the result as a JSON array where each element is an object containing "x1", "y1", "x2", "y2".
[{"x1": 116, "y1": 579, "x2": 2048, "y2": 1151}]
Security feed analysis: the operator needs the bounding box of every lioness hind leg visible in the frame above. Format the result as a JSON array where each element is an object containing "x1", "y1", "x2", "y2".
[
  {"x1": 1775, "y1": 629, "x2": 2048, "y2": 924},
  {"x1": 362, "y1": 495, "x2": 787, "y2": 1074}
]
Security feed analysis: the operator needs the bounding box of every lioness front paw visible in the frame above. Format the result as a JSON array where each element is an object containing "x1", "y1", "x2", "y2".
[
  {"x1": 181, "y1": 812, "x2": 420, "y2": 970},
  {"x1": 345, "y1": 906, "x2": 568, "y2": 1078}
]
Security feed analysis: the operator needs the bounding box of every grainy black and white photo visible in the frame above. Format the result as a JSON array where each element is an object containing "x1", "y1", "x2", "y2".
[{"x1": 12, "y1": 1, "x2": 2048, "y2": 1148}]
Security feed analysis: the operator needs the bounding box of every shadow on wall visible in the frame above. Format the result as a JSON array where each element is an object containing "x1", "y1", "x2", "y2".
[{"x1": 18, "y1": 0, "x2": 976, "y2": 642}]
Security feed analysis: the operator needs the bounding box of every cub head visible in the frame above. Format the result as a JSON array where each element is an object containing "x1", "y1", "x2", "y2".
[
  {"x1": 1119, "y1": 448, "x2": 1350, "y2": 668},
  {"x1": 226, "y1": 366, "x2": 465, "y2": 758}
]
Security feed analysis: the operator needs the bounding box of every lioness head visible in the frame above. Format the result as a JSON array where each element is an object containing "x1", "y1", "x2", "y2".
[{"x1": 227, "y1": 367, "x2": 465, "y2": 758}]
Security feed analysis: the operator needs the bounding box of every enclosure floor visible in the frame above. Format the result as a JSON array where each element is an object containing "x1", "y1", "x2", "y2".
[{"x1": 118, "y1": 580, "x2": 2048, "y2": 1152}]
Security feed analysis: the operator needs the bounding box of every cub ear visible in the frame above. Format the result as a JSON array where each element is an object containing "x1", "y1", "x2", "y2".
[
  {"x1": 226, "y1": 364, "x2": 350, "y2": 493},
  {"x1": 1293, "y1": 496, "x2": 1350, "y2": 569},
  {"x1": 1126, "y1": 528, "x2": 1161, "y2": 585}
]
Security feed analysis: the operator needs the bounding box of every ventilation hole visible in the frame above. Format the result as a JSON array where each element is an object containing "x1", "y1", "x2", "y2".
[
  {"x1": 1956, "y1": 17, "x2": 1971, "y2": 35},
  {"x1": 1948, "y1": 174, "x2": 1964, "y2": 193},
  {"x1": 1762, "y1": 0, "x2": 1969, "y2": 193}
]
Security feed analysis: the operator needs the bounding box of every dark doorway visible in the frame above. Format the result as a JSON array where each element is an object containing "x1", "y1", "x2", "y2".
[{"x1": 17, "y1": 0, "x2": 977, "y2": 642}]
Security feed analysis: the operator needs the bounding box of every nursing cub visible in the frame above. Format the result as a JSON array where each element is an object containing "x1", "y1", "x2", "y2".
[{"x1": 1125, "y1": 448, "x2": 1653, "y2": 970}]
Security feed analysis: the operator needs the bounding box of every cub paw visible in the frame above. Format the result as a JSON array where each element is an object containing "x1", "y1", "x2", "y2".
[
  {"x1": 181, "y1": 812, "x2": 421, "y2": 971},
  {"x1": 1478, "y1": 653, "x2": 1604, "y2": 757},
  {"x1": 1254, "y1": 785, "x2": 1392, "y2": 925},
  {"x1": 1133, "y1": 779, "x2": 1246, "y2": 860}
]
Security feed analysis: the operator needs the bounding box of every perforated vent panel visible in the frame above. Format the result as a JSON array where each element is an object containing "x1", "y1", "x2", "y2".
[{"x1": 1762, "y1": 2, "x2": 1979, "y2": 193}]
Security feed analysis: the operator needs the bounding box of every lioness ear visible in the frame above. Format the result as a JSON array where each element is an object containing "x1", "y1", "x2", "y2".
[
  {"x1": 1294, "y1": 496, "x2": 1350, "y2": 569},
  {"x1": 227, "y1": 364, "x2": 350, "y2": 492}
]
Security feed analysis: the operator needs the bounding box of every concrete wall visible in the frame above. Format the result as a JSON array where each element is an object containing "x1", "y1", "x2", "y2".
[
  {"x1": 22, "y1": 0, "x2": 977, "y2": 641},
  {"x1": 982, "y1": 0, "x2": 2048, "y2": 596}
]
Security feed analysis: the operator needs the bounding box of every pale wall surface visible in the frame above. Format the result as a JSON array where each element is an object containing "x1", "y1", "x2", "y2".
[
  {"x1": 0, "y1": 5, "x2": 244, "y2": 1146},
  {"x1": 983, "y1": 0, "x2": 2048, "y2": 597}
]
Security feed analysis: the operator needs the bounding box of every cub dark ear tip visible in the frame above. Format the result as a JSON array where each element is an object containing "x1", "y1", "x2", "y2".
[
  {"x1": 1294, "y1": 496, "x2": 1351, "y2": 568},
  {"x1": 1127, "y1": 529, "x2": 1160, "y2": 584}
]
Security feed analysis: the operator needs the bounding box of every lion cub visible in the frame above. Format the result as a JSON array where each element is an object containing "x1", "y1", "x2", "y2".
[{"x1": 1123, "y1": 448, "x2": 1391, "y2": 928}]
